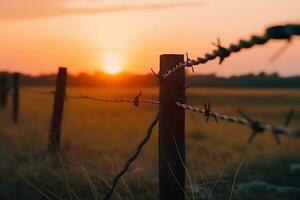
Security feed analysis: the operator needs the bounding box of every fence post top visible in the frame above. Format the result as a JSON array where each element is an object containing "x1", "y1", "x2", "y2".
[
  {"x1": 160, "y1": 54, "x2": 184, "y2": 57},
  {"x1": 58, "y1": 67, "x2": 67, "y2": 72}
]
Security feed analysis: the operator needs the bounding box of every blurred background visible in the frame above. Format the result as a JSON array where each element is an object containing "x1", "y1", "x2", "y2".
[{"x1": 1, "y1": 1, "x2": 300, "y2": 200}]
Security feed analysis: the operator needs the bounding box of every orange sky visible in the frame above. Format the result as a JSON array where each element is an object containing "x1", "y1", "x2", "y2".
[{"x1": 0, "y1": 0, "x2": 300, "y2": 76}]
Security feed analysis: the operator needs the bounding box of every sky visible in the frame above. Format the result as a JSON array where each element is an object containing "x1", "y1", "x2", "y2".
[{"x1": 0, "y1": 0, "x2": 300, "y2": 76}]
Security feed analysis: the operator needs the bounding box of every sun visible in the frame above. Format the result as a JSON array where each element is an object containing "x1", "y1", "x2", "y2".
[{"x1": 102, "y1": 53, "x2": 123, "y2": 75}]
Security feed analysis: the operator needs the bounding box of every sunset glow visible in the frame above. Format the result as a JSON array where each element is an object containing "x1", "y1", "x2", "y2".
[
  {"x1": 102, "y1": 53, "x2": 123, "y2": 75},
  {"x1": 1, "y1": 2, "x2": 300, "y2": 199},
  {"x1": 0, "y1": 0, "x2": 300, "y2": 76}
]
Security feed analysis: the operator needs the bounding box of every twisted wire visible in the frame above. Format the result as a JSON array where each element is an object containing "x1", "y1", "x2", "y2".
[
  {"x1": 160, "y1": 24, "x2": 300, "y2": 80},
  {"x1": 67, "y1": 94, "x2": 160, "y2": 105},
  {"x1": 103, "y1": 112, "x2": 160, "y2": 200},
  {"x1": 22, "y1": 87, "x2": 299, "y2": 137},
  {"x1": 175, "y1": 102, "x2": 300, "y2": 138},
  {"x1": 21, "y1": 89, "x2": 160, "y2": 105}
]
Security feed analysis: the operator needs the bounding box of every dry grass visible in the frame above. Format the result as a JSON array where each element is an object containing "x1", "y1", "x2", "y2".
[{"x1": 0, "y1": 87, "x2": 300, "y2": 199}]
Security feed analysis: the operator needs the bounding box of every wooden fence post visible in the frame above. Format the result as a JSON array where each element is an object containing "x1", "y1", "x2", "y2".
[
  {"x1": 0, "y1": 75, "x2": 9, "y2": 109},
  {"x1": 12, "y1": 73, "x2": 19, "y2": 123},
  {"x1": 48, "y1": 67, "x2": 67, "y2": 153},
  {"x1": 159, "y1": 54, "x2": 185, "y2": 200}
]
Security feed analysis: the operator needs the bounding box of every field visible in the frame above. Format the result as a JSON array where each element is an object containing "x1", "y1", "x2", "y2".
[{"x1": 1, "y1": 87, "x2": 300, "y2": 200}]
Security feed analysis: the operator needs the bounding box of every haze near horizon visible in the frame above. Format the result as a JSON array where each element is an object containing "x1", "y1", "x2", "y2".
[{"x1": 0, "y1": 0, "x2": 300, "y2": 76}]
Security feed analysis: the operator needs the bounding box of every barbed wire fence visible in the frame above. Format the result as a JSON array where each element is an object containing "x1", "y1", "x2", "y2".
[
  {"x1": 157, "y1": 24, "x2": 300, "y2": 80},
  {"x1": 0, "y1": 23, "x2": 300, "y2": 199}
]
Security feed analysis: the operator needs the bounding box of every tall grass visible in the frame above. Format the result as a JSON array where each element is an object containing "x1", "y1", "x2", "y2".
[{"x1": 0, "y1": 87, "x2": 300, "y2": 199}]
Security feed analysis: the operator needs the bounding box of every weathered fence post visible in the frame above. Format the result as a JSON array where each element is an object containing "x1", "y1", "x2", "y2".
[
  {"x1": 48, "y1": 67, "x2": 67, "y2": 153},
  {"x1": 12, "y1": 73, "x2": 19, "y2": 123},
  {"x1": 159, "y1": 54, "x2": 185, "y2": 200},
  {"x1": 0, "y1": 75, "x2": 9, "y2": 109}
]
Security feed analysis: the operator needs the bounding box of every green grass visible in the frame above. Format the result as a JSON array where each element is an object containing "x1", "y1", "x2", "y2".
[{"x1": 1, "y1": 87, "x2": 300, "y2": 199}]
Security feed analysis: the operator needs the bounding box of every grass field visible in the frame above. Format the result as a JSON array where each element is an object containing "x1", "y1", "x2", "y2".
[{"x1": 1, "y1": 87, "x2": 300, "y2": 200}]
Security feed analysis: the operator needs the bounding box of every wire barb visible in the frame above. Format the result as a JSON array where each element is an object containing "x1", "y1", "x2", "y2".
[
  {"x1": 269, "y1": 40, "x2": 291, "y2": 62},
  {"x1": 237, "y1": 110, "x2": 266, "y2": 144},
  {"x1": 212, "y1": 38, "x2": 231, "y2": 64},
  {"x1": 272, "y1": 109, "x2": 295, "y2": 145},
  {"x1": 284, "y1": 109, "x2": 295, "y2": 127},
  {"x1": 203, "y1": 102, "x2": 218, "y2": 123},
  {"x1": 186, "y1": 52, "x2": 195, "y2": 73},
  {"x1": 133, "y1": 90, "x2": 143, "y2": 107},
  {"x1": 151, "y1": 68, "x2": 160, "y2": 79}
]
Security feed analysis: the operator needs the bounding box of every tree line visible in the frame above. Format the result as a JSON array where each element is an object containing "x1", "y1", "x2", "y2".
[{"x1": 0, "y1": 71, "x2": 300, "y2": 88}]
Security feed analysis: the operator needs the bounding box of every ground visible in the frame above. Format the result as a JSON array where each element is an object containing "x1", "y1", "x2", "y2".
[{"x1": 0, "y1": 87, "x2": 300, "y2": 200}]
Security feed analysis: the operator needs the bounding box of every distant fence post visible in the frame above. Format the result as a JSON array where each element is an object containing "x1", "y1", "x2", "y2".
[
  {"x1": 48, "y1": 67, "x2": 67, "y2": 153},
  {"x1": 0, "y1": 75, "x2": 9, "y2": 109},
  {"x1": 12, "y1": 73, "x2": 19, "y2": 123},
  {"x1": 159, "y1": 54, "x2": 185, "y2": 200}
]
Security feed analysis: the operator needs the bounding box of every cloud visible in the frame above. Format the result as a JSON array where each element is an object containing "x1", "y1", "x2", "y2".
[{"x1": 0, "y1": 1, "x2": 202, "y2": 21}]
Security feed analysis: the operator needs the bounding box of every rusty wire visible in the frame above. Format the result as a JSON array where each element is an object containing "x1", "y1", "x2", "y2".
[
  {"x1": 159, "y1": 24, "x2": 300, "y2": 80},
  {"x1": 67, "y1": 94, "x2": 160, "y2": 105},
  {"x1": 175, "y1": 102, "x2": 300, "y2": 141},
  {"x1": 21, "y1": 88, "x2": 160, "y2": 106}
]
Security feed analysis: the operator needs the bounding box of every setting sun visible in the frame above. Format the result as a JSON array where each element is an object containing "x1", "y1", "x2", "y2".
[
  {"x1": 2, "y1": 1, "x2": 300, "y2": 199},
  {"x1": 102, "y1": 53, "x2": 123, "y2": 75}
]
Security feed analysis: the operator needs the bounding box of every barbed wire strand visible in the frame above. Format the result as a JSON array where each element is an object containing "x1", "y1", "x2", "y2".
[
  {"x1": 21, "y1": 88, "x2": 299, "y2": 138},
  {"x1": 175, "y1": 102, "x2": 300, "y2": 138},
  {"x1": 22, "y1": 88, "x2": 299, "y2": 138},
  {"x1": 103, "y1": 111, "x2": 160, "y2": 200},
  {"x1": 21, "y1": 88, "x2": 160, "y2": 105},
  {"x1": 159, "y1": 24, "x2": 300, "y2": 80},
  {"x1": 67, "y1": 94, "x2": 160, "y2": 105}
]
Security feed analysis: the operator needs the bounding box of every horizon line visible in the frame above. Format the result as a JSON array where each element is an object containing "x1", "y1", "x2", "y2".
[{"x1": 1, "y1": 69, "x2": 300, "y2": 78}]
